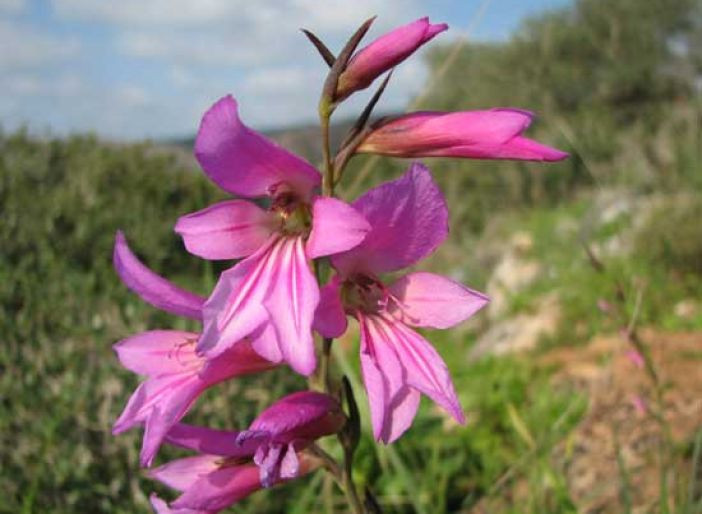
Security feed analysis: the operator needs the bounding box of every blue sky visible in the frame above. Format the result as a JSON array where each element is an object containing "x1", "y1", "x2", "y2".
[{"x1": 0, "y1": 0, "x2": 571, "y2": 140}]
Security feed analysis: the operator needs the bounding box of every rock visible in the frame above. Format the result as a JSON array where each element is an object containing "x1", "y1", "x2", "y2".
[
  {"x1": 674, "y1": 299, "x2": 698, "y2": 319},
  {"x1": 470, "y1": 294, "x2": 560, "y2": 358},
  {"x1": 485, "y1": 231, "x2": 541, "y2": 320}
]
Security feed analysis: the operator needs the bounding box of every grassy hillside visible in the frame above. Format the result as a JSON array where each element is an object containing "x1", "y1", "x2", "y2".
[{"x1": 3, "y1": 0, "x2": 702, "y2": 512}]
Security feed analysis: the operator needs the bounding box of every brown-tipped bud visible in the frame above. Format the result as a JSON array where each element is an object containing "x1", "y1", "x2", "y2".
[
  {"x1": 357, "y1": 110, "x2": 569, "y2": 162},
  {"x1": 335, "y1": 17, "x2": 447, "y2": 101},
  {"x1": 320, "y1": 16, "x2": 375, "y2": 111}
]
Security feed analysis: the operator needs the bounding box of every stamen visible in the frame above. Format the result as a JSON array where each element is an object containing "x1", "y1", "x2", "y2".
[{"x1": 386, "y1": 292, "x2": 421, "y2": 325}]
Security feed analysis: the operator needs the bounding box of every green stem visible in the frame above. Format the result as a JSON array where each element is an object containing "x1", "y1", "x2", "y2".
[
  {"x1": 319, "y1": 101, "x2": 334, "y2": 197},
  {"x1": 320, "y1": 337, "x2": 333, "y2": 393},
  {"x1": 342, "y1": 445, "x2": 364, "y2": 514},
  {"x1": 317, "y1": 98, "x2": 367, "y2": 513}
]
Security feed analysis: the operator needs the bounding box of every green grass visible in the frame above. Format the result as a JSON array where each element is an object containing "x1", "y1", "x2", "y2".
[
  {"x1": 0, "y1": 131, "x2": 590, "y2": 513},
  {"x1": 491, "y1": 196, "x2": 702, "y2": 350},
  {"x1": 2, "y1": 122, "x2": 701, "y2": 513}
]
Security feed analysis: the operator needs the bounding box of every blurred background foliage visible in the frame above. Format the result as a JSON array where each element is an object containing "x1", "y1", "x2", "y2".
[{"x1": 2, "y1": 0, "x2": 702, "y2": 512}]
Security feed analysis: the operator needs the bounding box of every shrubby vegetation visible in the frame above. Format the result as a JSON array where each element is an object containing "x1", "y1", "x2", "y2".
[{"x1": 2, "y1": 0, "x2": 702, "y2": 512}]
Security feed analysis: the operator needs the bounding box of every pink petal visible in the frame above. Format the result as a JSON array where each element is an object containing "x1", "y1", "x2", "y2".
[
  {"x1": 149, "y1": 495, "x2": 171, "y2": 514},
  {"x1": 332, "y1": 163, "x2": 448, "y2": 275},
  {"x1": 280, "y1": 444, "x2": 299, "y2": 479},
  {"x1": 113, "y1": 330, "x2": 201, "y2": 377},
  {"x1": 388, "y1": 272, "x2": 489, "y2": 329},
  {"x1": 385, "y1": 319, "x2": 465, "y2": 425},
  {"x1": 149, "y1": 494, "x2": 211, "y2": 514},
  {"x1": 165, "y1": 424, "x2": 257, "y2": 458},
  {"x1": 409, "y1": 109, "x2": 536, "y2": 148},
  {"x1": 262, "y1": 237, "x2": 319, "y2": 376},
  {"x1": 248, "y1": 322, "x2": 283, "y2": 363},
  {"x1": 257, "y1": 443, "x2": 283, "y2": 487},
  {"x1": 306, "y1": 197, "x2": 370, "y2": 259},
  {"x1": 199, "y1": 338, "x2": 276, "y2": 383},
  {"x1": 175, "y1": 200, "x2": 277, "y2": 260},
  {"x1": 141, "y1": 384, "x2": 205, "y2": 466},
  {"x1": 198, "y1": 237, "x2": 282, "y2": 358},
  {"x1": 113, "y1": 231, "x2": 205, "y2": 320},
  {"x1": 199, "y1": 236, "x2": 319, "y2": 376},
  {"x1": 112, "y1": 370, "x2": 205, "y2": 467},
  {"x1": 360, "y1": 314, "x2": 421, "y2": 443},
  {"x1": 313, "y1": 276, "x2": 348, "y2": 338},
  {"x1": 195, "y1": 95, "x2": 320, "y2": 199},
  {"x1": 113, "y1": 373, "x2": 199, "y2": 435},
  {"x1": 427, "y1": 136, "x2": 569, "y2": 161},
  {"x1": 248, "y1": 391, "x2": 343, "y2": 442},
  {"x1": 171, "y1": 464, "x2": 263, "y2": 511},
  {"x1": 149, "y1": 455, "x2": 221, "y2": 492}
]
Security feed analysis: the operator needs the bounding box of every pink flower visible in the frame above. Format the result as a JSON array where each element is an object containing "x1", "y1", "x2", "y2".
[
  {"x1": 178, "y1": 95, "x2": 370, "y2": 376},
  {"x1": 630, "y1": 394, "x2": 647, "y2": 416},
  {"x1": 112, "y1": 232, "x2": 275, "y2": 467},
  {"x1": 336, "y1": 17, "x2": 447, "y2": 101},
  {"x1": 626, "y1": 349, "x2": 645, "y2": 369},
  {"x1": 149, "y1": 392, "x2": 343, "y2": 512},
  {"x1": 113, "y1": 330, "x2": 274, "y2": 467},
  {"x1": 314, "y1": 163, "x2": 489, "y2": 442},
  {"x1": 358, "y1": 109, "x2": 568, "y2": 162}
]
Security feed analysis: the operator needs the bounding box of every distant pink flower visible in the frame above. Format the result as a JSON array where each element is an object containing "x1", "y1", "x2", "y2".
[
  {"x1": 358, "y1": 109, "x2": 568, "y2": 162},
  {"x1": 626, "y1": 349, "x2": 645, "y2": 369},
  {"x1": 178, "y1": 95, "x2": 370, "y2": 376},
  {"x1": 630, "y1": 394, "x2": 647, "y2": 416},
  {"x1": 149, "y1": 392, "x2": 343, "y2": 512},
  {"x1": 596, "y1": 298, "x2": 613, "y2": 314},
  {"x1": 112, "y1": 232, "x2": 275, "y2": 467},
  {"x1": 336, "y1": 17, "x2": 447, "y2": 101},
  {"x1": 314, "y1": 163, "x2": 489, "y2": 442}
]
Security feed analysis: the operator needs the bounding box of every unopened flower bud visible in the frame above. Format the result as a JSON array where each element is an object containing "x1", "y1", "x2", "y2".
[
  {"x1": 335, "y1": 17, "x2": 447, "y2": 101},
  {"x1": 358, "y1": 109, "x2": 568, "y2": 162}
]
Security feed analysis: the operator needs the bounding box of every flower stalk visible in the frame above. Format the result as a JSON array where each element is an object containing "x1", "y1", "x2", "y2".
[
  {"x1": 111, "y1": 15, "x2": 566, "y2": 514},
  {"x1": 319, "y1": 102, "x2": 335, "y2": 197}
]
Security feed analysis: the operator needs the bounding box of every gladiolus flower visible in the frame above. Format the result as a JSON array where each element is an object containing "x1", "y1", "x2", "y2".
[
  {"x1": 112, "y1": 232, "x2": 276, "y2": 467},
  {"x1": 149, "y1": 392, "x2": 343, "y2": 512},
  {"x1": 358, "y1": 109, "x2": 568, "y2": 162},
  {"x1": 178, "y1": 95, "x2": 370, "y2": 376},
  {"x1": 314, "y1": 163, "x2": 489, "y2": 443},
  {"x1": 336, "y1": 17, "x2": 447, "y2": 101}
]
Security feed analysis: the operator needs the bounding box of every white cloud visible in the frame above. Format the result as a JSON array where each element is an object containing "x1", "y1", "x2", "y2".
[
  {"x1": 51, "y1": 0, "x2": 242, "y2": 26},
  {"x1": 0, "y1": 72, "x2": 83, "y2": 97},
  {"x1": 0, "y1": 20, "x2": 80, "y2": 69},
  {"x1": 168, "y1": 65, "x2": 197, "y2": 89},
  {"x1": 2, "y1": 74, "x2": 42, "y2": 95},
  {"x1": 51, "y1": 0, "x2": 418, "y2": 30},
  {"x1": 115, "y1": 85, "x2": 151, "y2": 107},
  {"x1": 241, "y1": 66, "x2": 316, "y2": 94},
  {"x1": 117, "y1": 28, "x2": 279, "y2": 66},
  {"x1": 5, "y1": 0, "x2": 446, "y2": 138},
  {"x1": 56, "y1": 0, "x2": 424, "y2": 68},
  {"x1": 0, "y1": 0, "x2": 26, "y2": 13}
]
